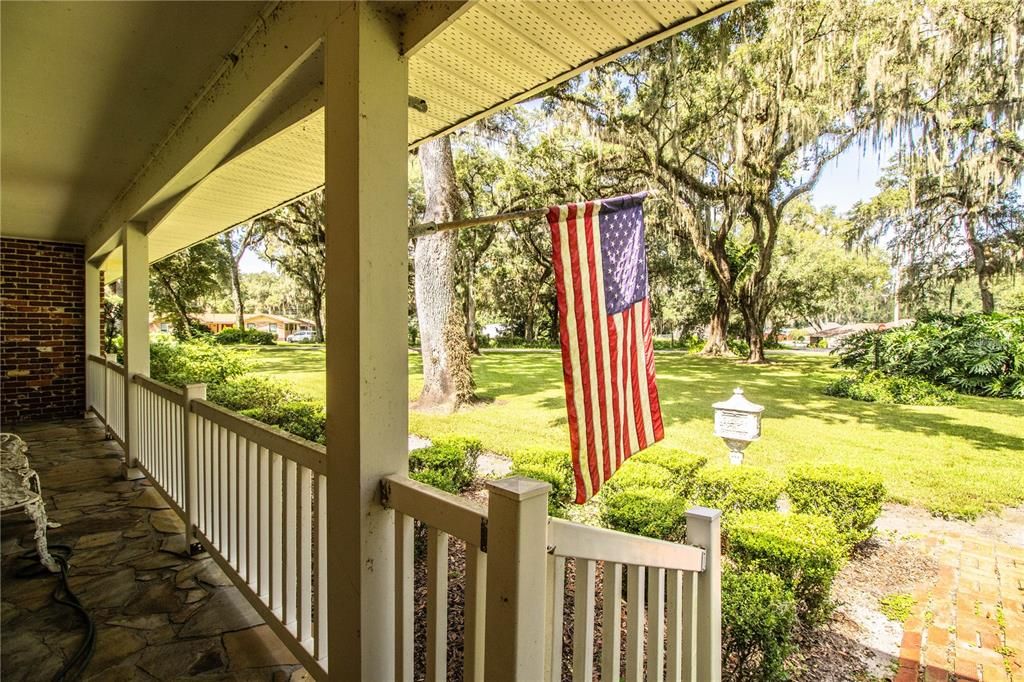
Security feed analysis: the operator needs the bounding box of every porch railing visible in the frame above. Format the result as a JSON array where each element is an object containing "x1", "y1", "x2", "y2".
[
  {"x1": 85, "y1": 363, "x2": 721, "y2": 682},
  {"x1": 87, "y1": 354, "x2": 127, "y2": 447},
  {"x1": 85, "y1": 364, "x2": 330, "y2": 679}
]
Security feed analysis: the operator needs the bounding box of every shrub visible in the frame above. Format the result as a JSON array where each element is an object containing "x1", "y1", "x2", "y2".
[
  {"x1": 510, "y1": 450, "x2": 575, "y2": 516},
  {"x1": 722, "y1": 566, "x2": 797, "y2": 682},
  {"x1": 824, "y1": 370, "x2": 958, "y2": 405},
  {"x1": 149, "y1": 336, "x2": 249, "y2": 387},
  {"x1": 693, "y1": 466, "x2": 784, "y2": 514},
  {"x1": 600, "y1": 486, "x2": 687, "y2": 541},
  {"x1": 832, "y1": 313, "x2": 1024, "y2": 398},
  {"x1": 786, "y1": 464, "x2": 885, "y2": 546},
  {"x1": 241, "y1": 401, "x2": 327, "y2": 445},
  {"x1": 727, "y1": 510, "x2": 847, "y2": 624},
  {"x1": 631, "y1": 449, "x2": 707, "y2": 496},
  {"x1": 603, "y1": 460, "x2": 674, "y2": 493},
  {"x1": 207, "y1": 375, "x2": 298, "y2": 413},
  {"x1": 214, "y1": 327, "x2": 276, "y2": 345},
  {"x1": 408, "y1": 436, "x2": 481, "y2": 494}
]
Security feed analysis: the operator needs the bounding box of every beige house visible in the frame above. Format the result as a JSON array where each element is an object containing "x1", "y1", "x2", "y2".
[
  {"x1": 0, "y1": 2, "x2": 748, "y2": 679},
  {"x1": 150, "y1": 312, "x2": 315, "y2": 340}
]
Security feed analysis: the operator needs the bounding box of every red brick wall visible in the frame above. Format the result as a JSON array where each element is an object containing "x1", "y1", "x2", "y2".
[{"x1": 1, "y1": 238, "x2": 85, "y2": 425}]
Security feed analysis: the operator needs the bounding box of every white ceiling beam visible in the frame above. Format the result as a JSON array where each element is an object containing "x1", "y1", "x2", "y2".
[
  {"x1": 86, "y1": 1, "x2": 341, "y2": 262},
  {"x1": 398, "y1": 1, "x2": 477, "y2": 57}
]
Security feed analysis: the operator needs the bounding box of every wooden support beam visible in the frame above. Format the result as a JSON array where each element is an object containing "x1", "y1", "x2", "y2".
[
  {"x1": 324, "y1": 4, "x2": 409, "y2": 678},
  {"x1": 121, "y1": 221, "x2": 148, "y2": 472}
]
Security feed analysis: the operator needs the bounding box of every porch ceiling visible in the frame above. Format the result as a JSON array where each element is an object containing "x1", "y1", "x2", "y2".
[
  {"x1": 1, "y1": 1, "x2": 744, "y2": 273},
  {"x1": 0, "y1": 1, "x2": 267, "y2": 244}
]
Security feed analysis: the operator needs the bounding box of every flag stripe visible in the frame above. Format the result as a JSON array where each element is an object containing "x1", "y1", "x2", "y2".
[
  {"x1": 633, "y1": 301, "x2": 655, "y2": 445},
  {"x1": 584, "y1": 202, "x2": 613, "y2": 482},
  {"x1": 642, "y1": 298, "x2": 665, "y2": 440},
  {"x1": 566, "y1": 203, "x2": 600, "y2": 498},
  {"x1": 549, "y1": 206, "x2": 588, "y2": 502},
  {"x1": 628, "y1": 305, "x2": 648, "y2": 449}
]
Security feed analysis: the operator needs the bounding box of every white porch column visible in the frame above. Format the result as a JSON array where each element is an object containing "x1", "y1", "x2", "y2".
[
  {"x1": 323, "y1": 4, "x2": 408, "y2": 677},
  {"x1": 121, "y1": 221, "x2": 149, "y2": 472},
  {"x1": 85, "y1": 259, "x2": 100, "y2": 414}
]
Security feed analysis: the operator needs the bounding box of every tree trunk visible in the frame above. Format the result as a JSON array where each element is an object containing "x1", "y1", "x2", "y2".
[
  {"x1": 737, "y1": 295, "x2": 769, "y2": 364},
  {"x1": 414, "y1": 137, "x2": 474, "y2": 410},
  {"x1": 964, "y1": 218, "x2": 995, "y2": 314},
  {"x1": 464, "y1": 262, "x2": 480, "y2": 355},
  {"x1": 701, "y1": 291, "x2": 732, "y2": 356},
  {"x1": 311, "y1": 294, "x2": 325, "y2": 343},
  {"x1": 229, "y1": 263, "x2": 245, "y2": 329}
]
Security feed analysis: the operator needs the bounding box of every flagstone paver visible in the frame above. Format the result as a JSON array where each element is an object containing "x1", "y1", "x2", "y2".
[
  {"x1": 1, "y1": 416, "x2": 307, "y2": 681},
  {"x1": 895, "y1": 533, "x2": 1024, "y2": 682}
]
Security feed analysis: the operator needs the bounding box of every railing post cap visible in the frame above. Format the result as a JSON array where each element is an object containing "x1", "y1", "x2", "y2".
[
  {"x1": 686, "y1": 506, "x2": 723, "y2": 521},
  {"x1": 486, "y1": 476, "x2": 550, "y2": 501}
]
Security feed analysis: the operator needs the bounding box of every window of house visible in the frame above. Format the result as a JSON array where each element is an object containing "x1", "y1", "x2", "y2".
[
  {"x1": 159, "y1": 323, "x2": 169, "y2": 332},
  {"x1": 247, "y1": 323, "x2": 256, "y2": 330},
  {"x1": 269, "y1": 323, "x2": 278, "y2": 333}
]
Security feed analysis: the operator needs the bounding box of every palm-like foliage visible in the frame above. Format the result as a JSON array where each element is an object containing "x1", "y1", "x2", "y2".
[{"x1": 834, "y1": 313, "x2": 1024, "y2": 397}]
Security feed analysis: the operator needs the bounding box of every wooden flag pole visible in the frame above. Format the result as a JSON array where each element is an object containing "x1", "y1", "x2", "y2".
[
  {"x1": 407, "y1": 191, "x2": 656, "y2": 239},
  {"x1": 408, "y1": 207, "x2": 548, "y2": 239}
]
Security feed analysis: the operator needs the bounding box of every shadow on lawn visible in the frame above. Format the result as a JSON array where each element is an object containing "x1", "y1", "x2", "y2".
[{"x1": 489, "y1": 352, "x2": 1024, "y2": 454}]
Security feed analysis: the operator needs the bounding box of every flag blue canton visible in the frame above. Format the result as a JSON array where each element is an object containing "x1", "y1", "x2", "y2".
[{"x1": 599, "y1": 193, "x2": 649, "y2": 315}]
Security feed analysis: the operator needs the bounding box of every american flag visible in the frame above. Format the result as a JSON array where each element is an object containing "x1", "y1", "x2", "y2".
[{"x1": 548, "y1": 193, "x2": 664, "y2": 504}]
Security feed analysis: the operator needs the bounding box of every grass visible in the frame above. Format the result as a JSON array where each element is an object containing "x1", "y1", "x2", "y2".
[
  {"x1": 248, "y1": 345, "x2": 1024, "y2": 520},
  {"x1": 879, "y1": 593, "x2": 916, "y2": 623}
]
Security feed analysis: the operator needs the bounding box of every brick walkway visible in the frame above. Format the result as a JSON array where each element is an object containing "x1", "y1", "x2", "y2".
[{"x1": 896, "y1": 534, "x2": 1024, "y2": 682}]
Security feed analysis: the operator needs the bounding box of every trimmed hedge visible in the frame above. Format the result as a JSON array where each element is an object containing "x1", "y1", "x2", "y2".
[
  {"x1": 603, "y1": 460, "x2": 674, "y2": 493},
  {"x1": 509, "y1": 450, "x2": 575, "y2": 516},
  {"x1": 214, "y1": 327, "x2": 277, "y2": 345},
  {"x1": 723, "y1": 566, "x2": 797, "y2": 682},
  {"x1": 787, "y1": 464, "x2": 885, "y2": 546},
  {"x1": 207, "y1": 375, "x2": 297, "y2": 413},
  {"x1": 727, "y1": 510, "x2": 847, "y2": 624},
  {"x1": 630, "y1": 449, "x2": 707, "y2": 496},
  {"x1": 693, "y1": 466, "x2": 784, "y2": 514},
  {"x1": 600, "y1": 486, "x2": 687, "y2": 541},
  {"x1": 409, "y1": 436, "x2": 482, "y2": 494},
  {"x1": 240, "y1": 401, "x2": 326, "y2": 445}
]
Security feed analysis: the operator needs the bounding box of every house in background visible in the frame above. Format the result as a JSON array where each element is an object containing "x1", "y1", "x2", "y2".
[
  {"x1": 807, "y1": 319, "x2": 917, "y2": 348},
  {"x1": 149, "y1": 312, "x2": 314, "y2": 340}
]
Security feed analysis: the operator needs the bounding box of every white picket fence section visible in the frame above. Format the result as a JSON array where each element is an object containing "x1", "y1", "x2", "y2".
[
  {"x1": 104, "y1": 358, "x2": 126, "y2": 446},
  {"x1": 85, "y1": 361, "x2": 721, "y2": 682},
  {"x1": 86, "y1": 354, "x2": 106, "y2": 420},
  {"x1": 133, "y1": 375, "x2": 189, "y2": 513},
  {"x1": 546, "y1": 513, "x2": 721, "y2": 682},
  {"x1": 191, "y1": 399, "x2": 328, "y2": 676},
  {"x1": 382, "y1": 475, "x2": 721, "y2": 682}
]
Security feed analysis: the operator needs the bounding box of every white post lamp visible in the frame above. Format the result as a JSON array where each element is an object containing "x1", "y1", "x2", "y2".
[{"x1": 712, "y1": 388, "x2": 764, "y2": 465}]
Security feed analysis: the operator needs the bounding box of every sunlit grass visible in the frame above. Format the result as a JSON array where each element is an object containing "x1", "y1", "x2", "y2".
[{"x1": 248, "y1": 345, "x2": 1024, "y2": 519}]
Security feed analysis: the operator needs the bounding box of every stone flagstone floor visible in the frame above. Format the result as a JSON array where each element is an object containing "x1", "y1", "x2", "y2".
[{"x1": 1, "y1": 416, "x2": 309, "y2": 681}]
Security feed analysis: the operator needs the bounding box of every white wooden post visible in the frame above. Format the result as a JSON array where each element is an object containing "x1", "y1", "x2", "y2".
[
  {"x1": 484, "y1": 477, "x2": 550, "y2": 682},
  {"x1": 85, "y1": 259, "x2": 100, "y2": 416},
  {"x1": 121, "y1": 220, "x2": 149, "y2": 475},
  {"x1": 183, "y1": 383, "x2": 206, "y2": 553},
  {"x1": 685, "y1": 507, "x2": 722, "y2": 682},
  {"x1": 104, "y1": 352, "x2": 116, "y2": 436},
  {"x1": 323, "y1": 4, "x2": 409, "y2": 678}
]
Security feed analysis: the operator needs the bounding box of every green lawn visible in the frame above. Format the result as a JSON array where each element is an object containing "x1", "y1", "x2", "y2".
[{"x1": 249, "y1": 345, "x2": 1024, "y2": 520}]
